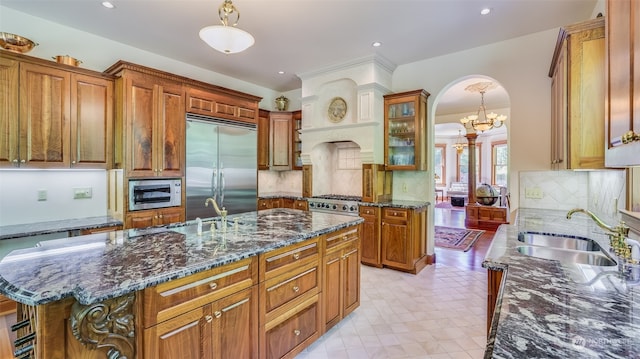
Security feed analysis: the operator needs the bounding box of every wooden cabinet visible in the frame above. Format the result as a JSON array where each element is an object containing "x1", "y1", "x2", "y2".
[
  {"x1": 549, "y1": 17, "x2": 606, "y2": 169},
  {"x1": 258, "y1": 109, "x2": 270, "y2": 170},
  {"x1": 359, "y1": 206, "x2": 382, "y2": 267},
  {"x1": 323, "y1": 226, "x2": 360, "y2": 331},
  {"x1": 0, "y1": 294, "x2": 15, "y2": 315},
  {"x1": 383, "y1": 90, "x2": 429, "y2": 170},
  {"x1": 487, "y1": 269, "x2": 504, "y2": 337},
  {"x1": 270, "y1": 111, "x2": 293, "y2": 170},
  {"x1": 381, "y1": 207, "x2": 427, "y2": 274},
  {"x1": 143, "y1": 257, "x2": 258, "y2": 359},
  {"x1": 293, "y1": 199, "x2": 308, "y2": 211},
  {"x1": 258, "y1": 198, "x2": 282, "y2": 210},
  {"x1": 259, "y1": 237, "x2": 322, "y2": 359},
  {"x1": 292, "y1": 110, "x2": 302, "y2": 170},
  {"x1": 0, "y1": 52, "x2": 113, "y2": 169},
  {"x1": 361, "y1": 164, "x2": 392, "y2": 203},
  {"x1": 125, "y1": 207, "x2": 184, "y2": 229},
  {"x1": 258, "y1": 198, "x2": 308, "y2": 211},
  {"x1": 185, "y1": 86, "x2": 257, "y2": 124},
  {"x1": 465, "y1": 204, "x2": 509, "y2": 231},
  {"x1": 302, "y1": 165, "x2": 312, "y2": 198},
  {"x1": 605, "y1": 0, "x2": 640, "y2": 166},
  {"x1": 115, "y1": 71, "x2": 184, "y2": 177}
]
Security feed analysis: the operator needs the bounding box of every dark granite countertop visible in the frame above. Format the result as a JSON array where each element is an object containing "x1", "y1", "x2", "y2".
[
  {"x1": 359, "y1": 199, "x2": 430, "y2": 210},
  {"x1": 0, "y1": 209, "x2": 362, "y2": 307},
  {"x1": 0, "y1": 216, "x2": 123, "y2": 240},
  {"x1": 258, "y1": 192, "x2": 305, "y2": 200},
  {"x1": 483, "y1": 208, "x2": 640, "y2": 358}
]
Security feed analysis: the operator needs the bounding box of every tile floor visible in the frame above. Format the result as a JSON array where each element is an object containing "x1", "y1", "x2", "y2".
[{"x1": 298, "y1": 207, "x2": 492, "y2": 359}]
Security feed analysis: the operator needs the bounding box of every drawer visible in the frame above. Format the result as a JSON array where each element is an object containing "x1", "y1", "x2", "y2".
[
  {"x1": 265, "y1": 298, "x2": 320, "y2": 359},
  {"x1": 293, "y1": 200, "x2": 308, "y2": 211},
  {"x1": 260, "y1": 238, "x2": 319, "y2": 280},
  {"x1": 382, "y1": 207, "x2": 409, "y2": 220},
  {"x1": 325, "y1": 225, "x2": 359, "y2": 251},
  {"x1": 359, "y1": 206, "x2": 380, "y2": 216},
  {"x1": 143, "y1": 256, "x2": 257, "y2": 327},
  {"x1": 262, "y1": 261, "x2": 319, "y2": 315}
]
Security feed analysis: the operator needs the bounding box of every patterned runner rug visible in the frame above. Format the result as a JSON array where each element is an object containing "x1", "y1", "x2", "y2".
[{"x1": 434, "y1": 226, "x2": 484, "y2": 251}]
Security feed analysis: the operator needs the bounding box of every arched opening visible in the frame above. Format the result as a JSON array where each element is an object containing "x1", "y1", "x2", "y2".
[{"x1": 431, "y1": 76, "x2": 511, "y2": 227}]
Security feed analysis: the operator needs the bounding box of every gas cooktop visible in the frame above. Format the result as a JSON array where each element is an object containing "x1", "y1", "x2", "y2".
[
  {"x1": 310, "y1": 194, "x2": 363, "y2": 202},
  {"x1": 307, "y1": 195, "x2": 361, "y2": 216}
]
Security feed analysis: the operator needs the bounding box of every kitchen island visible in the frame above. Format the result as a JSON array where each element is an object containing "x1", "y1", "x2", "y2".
[
  {"x1": 0, "y1": 209, "x2": 363, "y2": 359},
  {"x1": 483, "y1": 208, "x2": 640, "y2": 358}
]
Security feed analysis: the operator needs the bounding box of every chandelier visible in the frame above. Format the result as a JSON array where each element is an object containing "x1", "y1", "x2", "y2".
[
  {"x1": 199, "y1": 0, "x2": 255, "y2": 54},
  {"x1": 460, "y1": 82, "x2": 507, "y2": 132},
  {"x1": 452, "y1": 130, "x2": 468, "y2": 154}
]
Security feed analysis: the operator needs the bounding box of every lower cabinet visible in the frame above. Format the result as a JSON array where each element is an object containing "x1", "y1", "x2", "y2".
[
  {"x1": 359, "y1": 206, "x2": 381, "y2": 267},
  {"x1": 381, "y1": 207, "x2": 427, "y2": 274},
  {"x1": 323, "y1": 227, "x2": 360, "y2": 331},
  {"x1": 0, "y1": 294, "x2": 15, "y2": 315},
  {"x1": 258, "y1": 198, "x2": 282, "y2": 210},
  {"x1": 125, "y1": 207, "x2": 185, "y2": 229},
  {"x1": 487, "y1": 269, "x2": 504, "y2": 337},
  {"x1": 258, "y1": 197, "x2": 308, "y2": 211}
]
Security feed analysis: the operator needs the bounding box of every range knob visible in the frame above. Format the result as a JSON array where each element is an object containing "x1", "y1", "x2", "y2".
[
  {"x1": 350, "y1": 206, "x2": 357, "y2": 211},
  {"x1": 309, "y1": 202, "x2": 315, "y2": 208},
  {"x1": 342, "y1": 205, "x2": 348, "y2": 210},
  {"x1": 332, "y1": 204, "x2": 337, "y2": 210}
]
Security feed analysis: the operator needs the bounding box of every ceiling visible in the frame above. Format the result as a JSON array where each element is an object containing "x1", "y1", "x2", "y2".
[{"x1": 2, "y1": 0, "x2": 598, "y2": 93}]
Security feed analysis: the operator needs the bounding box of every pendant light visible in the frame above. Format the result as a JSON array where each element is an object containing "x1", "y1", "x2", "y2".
[{"x1": 199, "y1": 0, "x2": 255, "y2": 54}]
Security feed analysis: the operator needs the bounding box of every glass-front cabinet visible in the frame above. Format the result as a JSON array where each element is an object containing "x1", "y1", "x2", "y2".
[{"x1": 384, "y1": 89, "x2": 429, "y2": 170}]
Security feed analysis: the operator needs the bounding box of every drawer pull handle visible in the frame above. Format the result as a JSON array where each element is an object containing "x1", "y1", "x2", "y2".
[
  {"x1": 293, "y1": 253, "x2": 300, "y2": 260},
  {"x1": 343, "y1": 235, "x2": 347, "y2": 241},
  {"x1": 214, "y1": 311, "x2": 222, "y2": 318},
  {"x1": 205, "y1": 315, "x2": 213, "y2": 323},
  {"x1": 293, "y1": 286, "x2": 300, "y2": 293},
  {"x1": 394, "y1": 212, "x2": 397, "y2": 215},
  {"x1": 293, "y1": 329, "x2": 301, "y2": 336},
  {"x1": 209, "y1": 282, "x2": 218, "y2": 290}
]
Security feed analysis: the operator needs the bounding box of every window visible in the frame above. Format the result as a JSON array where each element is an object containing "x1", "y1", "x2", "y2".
[
  {"x1": 434, "y1": 145, "x2": 446, "y2": 186},
  {"x1": 457, "y1": 145, "x2": 481, "y2": 183},
  {"x1": 492, "y1": 141, "x2": 508, "y2": 186}
]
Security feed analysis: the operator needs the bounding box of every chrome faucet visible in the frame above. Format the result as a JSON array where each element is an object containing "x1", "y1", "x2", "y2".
[
  {"x1": 566, "y1": 208, "x2": 630, "y2": 258},
  {"x1": 205, "y1": 197, "x2": 228, "y2": 229}
]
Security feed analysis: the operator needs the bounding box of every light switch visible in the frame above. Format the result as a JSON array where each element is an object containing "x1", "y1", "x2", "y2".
[
  {"x1": 37, "y1": 189, "x2": 47, "y2": 201},
  {"x1": 73, "y1": 187, "x2": 93, "y2": 199}
]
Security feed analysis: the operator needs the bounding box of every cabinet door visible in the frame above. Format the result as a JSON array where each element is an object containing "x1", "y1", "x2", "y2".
[
  {"x1": 157, "y1": 207, "x2": 185, "y2": 226},
  {"x1": 323, "y1": 249, "x2": 342, "y2": 329},
  {"x1": 270, "y1": 112, "x2": 292, "y2": 169},
  {"x1": 302, "y1": 165, "x2": 312, "y2": 198},
  {"x1": 156, "y1": 82, "x2": 184, "y2": 177},
  {"x1": 342, "y1": 245, "x2": 360, "y2": 317},
  {"x1": 19, "y1": 62, "x2": 70, "y2": 168},
  {"x1": 293, "y1": 199, "x2": 308, "y2": 211},
  {"x1": 125, "y1": 77, "x2": 156, "y2": 177},
  {"x1": 70, "y1": 73, "x2": 113, "y2": 168},
  {"x1": 359, "y1": 207, "x2": 381, "y2": 267},
  {"x1": 258, "y1": 109, "x2": 270, "y2": 170},
  {"x1": 280, "y1": 198, "x2": 294, "y2": 209},
  {"x1": 125, "y1": 210, "x2": 156, "y2": 229},
  {"x1": 144, "y1": 306, "x2": 211, "y2": 359},
  {"x1": 381, "y1": 220, "x2": 410, "y2": 268},
  {"x1": 291, "y1": 110, "x2": 302, "y2": 170},
  {"x1": 383, "y1": 90, "x2": 428, "y2": 171},
  {"x1": 212, "y1": 287, "x2": 258, "y2": 359},
  {"x1": 0, "y1": 56, "x2": 19, "y2": 168}
]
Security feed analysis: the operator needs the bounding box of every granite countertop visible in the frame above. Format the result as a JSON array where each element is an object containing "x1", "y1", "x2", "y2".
[
  {"x1": 0, "y1": 209, "x2": 363, "y2": 307},
  {"x1": 258, "y1": 192, "x2": 305, "y2": 200},
  {"x1": 483, "y1": 208, "x2": 640, "y2": 358},
  {"x1": 0, "y1": 216, "x2": 123, "y2": 240},
  {"x1": 359, "y1": 199, "x2": 430, "y2": 210}
]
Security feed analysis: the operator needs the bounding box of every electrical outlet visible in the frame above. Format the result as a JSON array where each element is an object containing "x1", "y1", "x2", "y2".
[
  {"x1": 402, "y1": 183, "x2": 408, "y2": 193},
  {"x1": 525, "y1": 187, "x2": 543, "y2": 199},
  {"x1": 73, "y1": 187, "x2": 93, "y2": 199},
  {"x1": 37, "y1": 189, "x2": 47, "y2": 201}
]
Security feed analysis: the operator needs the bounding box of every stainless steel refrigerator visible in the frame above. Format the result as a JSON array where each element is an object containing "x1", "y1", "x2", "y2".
[{"x1": 186, "y1": 114, "x2": 257, "y2": 221}]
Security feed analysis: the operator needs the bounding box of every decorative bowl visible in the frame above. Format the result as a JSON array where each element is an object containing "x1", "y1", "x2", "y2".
[
  {"x1": 52, "y1": 55, "x2": 82, "y2": 67},
  {"x1": 0, "y1": 32, "x2": 37, "y2": 53}
]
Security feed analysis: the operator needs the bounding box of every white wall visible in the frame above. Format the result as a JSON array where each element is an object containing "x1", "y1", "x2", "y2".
[{"x1": 0, "y1": 170, "x2": 108, "y2": 226}]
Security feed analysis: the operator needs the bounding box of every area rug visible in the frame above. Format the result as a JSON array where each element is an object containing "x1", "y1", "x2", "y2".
[
  {"x1": 434, "y1": 226, "x2": 484, "y2": 251},
  {"x1": 434, "y1": 201, "x2": 465, "y2": 211}
]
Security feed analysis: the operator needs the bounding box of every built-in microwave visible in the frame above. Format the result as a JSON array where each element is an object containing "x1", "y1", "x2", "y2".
[{"x1": 128, "y1": 179, "x2": 182, "y2": 211}]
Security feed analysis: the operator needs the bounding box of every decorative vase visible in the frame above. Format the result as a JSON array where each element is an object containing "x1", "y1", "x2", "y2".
[{"x1": 275, "y1": 96, "x2": 289, "y2": 111}]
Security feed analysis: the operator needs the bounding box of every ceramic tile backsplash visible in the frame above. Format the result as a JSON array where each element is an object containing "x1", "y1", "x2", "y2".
[
  {"x1": 258, "y1": 170, "x2": 302, "y2": 195},
  {"x1": 0, "y1": 170, "x2": 107, "y2": 226},
  {"x1": 519, "y1": 170, "x2": 626, "y2": 224},
  {"x1": 393, "y1": 171, "x2": 430, "y2": 201}
]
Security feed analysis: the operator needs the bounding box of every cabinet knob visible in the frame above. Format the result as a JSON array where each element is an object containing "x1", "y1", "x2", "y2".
[
  {"x1": 209, "y1": 282, "x2": 218, "y2": 290},
  {"x1": 72, "y1": 160, "x2": 76, "y2": 164},
  {"x1": 292, "y1": 253, "x2": 300, "y2": 260},
  {"x1": 20, "y1": 159, "x2": 25, "y2": 163},
  {"x1": 393, "y1": 212, "x2": 397, "y2": 216},
  {"x1": 12, "y1": 159, "x2": 18, "y2": 163},
  {"x1": 292, "y1": 286, "x2": 300, "y2": 293},
  {"x1": 159, "y1": 215, "x2": 163, "y2": 219},
  {"x1": 154, "y1": 215, "x2": 158, "y2": 219},
  {"x1": 214, "y1": 311, "x2": 222, "y2": 319},
  {"x1": 205, "y1": 315, "x2": 213, "y2": 323},
  {"x1": 293, "y1": 329, "x2": 301, "y2": 336}
]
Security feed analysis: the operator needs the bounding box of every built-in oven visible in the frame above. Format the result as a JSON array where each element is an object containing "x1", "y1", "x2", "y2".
[{"x1": 128, "y1": 179, "x2": 182, "y2": 211}]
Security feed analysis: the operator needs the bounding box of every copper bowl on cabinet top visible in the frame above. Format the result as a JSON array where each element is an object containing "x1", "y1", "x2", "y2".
[
  {"x1": 0, "y1": 32, "x2": 38, "y2": 53},
  {"x1": 52, "y1": 55, "x2": 82, "y2": 67}
]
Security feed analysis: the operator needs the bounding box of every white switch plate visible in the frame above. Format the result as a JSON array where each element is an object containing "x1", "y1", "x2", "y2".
[
  {"x1": 525, "y1": 187, "x2": 543, "y2": 199},
  {"x1": 37, "y1": 189, "x2": 47, "y2": 201},
  {"x1": 73, "y1": 187, "x2": 93, "y2": 199}
]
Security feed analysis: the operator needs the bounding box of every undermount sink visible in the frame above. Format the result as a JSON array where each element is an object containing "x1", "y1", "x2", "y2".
[
  {"x1": 516, "y1": 246, "x2": 617, "y2": 267},
  {"x1": 518, "y1": 232, "x2": 603, "y2": 252}
]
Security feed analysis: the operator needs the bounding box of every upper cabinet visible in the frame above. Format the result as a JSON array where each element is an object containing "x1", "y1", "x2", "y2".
[
  {"x1": 258, "y1": 109, "x2": 270, "y2": 170},
  {"x1": 0, "y1": 51, "x2": 113, "y2": 169},
  {"x1": 292, "y1": 110, "x2": 302, "y2": 170},
  {"x1": 269, "y1": 111, "x2": 293, "y2": 171},
  {"x1": 605, "y1": 0, "x2": 640, "y2": 166},
  {"x1": 383, "y1": 90, "x2": 429, "y2": 171},
  {"x1": 259, "y1": 109, "x2": 302, "y2": 171},
  {"x1": 549, "y1": 17, "x2": 605, "y2": 170},
  {"x1": 185, "y1": 86, "x2": 257, "y2": 124}
]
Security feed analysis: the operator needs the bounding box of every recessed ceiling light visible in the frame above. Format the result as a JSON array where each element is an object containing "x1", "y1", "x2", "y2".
[
  {"x1": 102, "y1": 1, "x2": 115, "y2": 9},
  {"x1": 480, "y1": 8, "x2": 491, "y2": 15},
  {"x1": 278, "y1": 71, "x2": 285, "y2": 75},
  {"x1": 372, "y1": 41, "x2": 382, "y2": 47}
]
